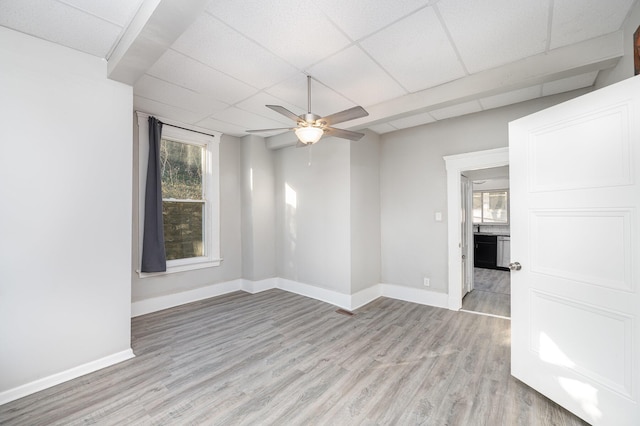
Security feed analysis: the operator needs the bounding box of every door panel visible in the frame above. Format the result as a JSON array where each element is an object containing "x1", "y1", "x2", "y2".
[{"x1": 509, "y1": 75, "x2": 640, "y2": 425}]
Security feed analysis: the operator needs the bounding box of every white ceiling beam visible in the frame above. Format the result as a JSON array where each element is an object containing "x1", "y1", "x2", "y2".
[
  {"x1": 107, "y1": 0, "x2": 210, "y2": 85},
  {"x1": 266, "y1": 31, "x2": 623, "y2": 150}
]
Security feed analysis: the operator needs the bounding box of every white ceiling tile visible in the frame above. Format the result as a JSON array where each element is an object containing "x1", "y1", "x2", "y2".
[
  {"x1": 211, "y1": 107, "x2": 292, "y2": 131},
  {"x1": 134, "y1": 96, "x2": 210, "y2": 125},
  {"x1": 265, "y1": 74, "x2": 355, "y2": 118},
  {"x1": 147, "y1": 50, "x2": 257, "y2": 104},
  {"x1": 194, "y1": 117, "x2": 248, "y2": 137},
  {"x1": 206, "y1": 0, "x2": 351, "y2": 69},
  {"x1": 59, "y1": 0, "x2": 143, "y2": 26},
  {"x1": 172, "y1": 13, "x2": 297, "y2": 89},
  {"x1": 316, "y1": 0, "x2": 429, "y2": 41},
  {"x1": 542, "y1": 71, "x2": 599, "y2": 96},
  {"x1": 0, "y1": 0, "x2": 122, "y2": 57},
  {"x1": 389, "y1": 111, "x2": 436, "y2": 129},
  {"x1": 235, "y1": 93, "x2": 303, "y2": 126},
  {"x1": 308, "y1": 46, "x2": 407, "y2": 107},
  {"x1": 429, "y1": 100, "x2": 482, "y2": 120},
  {"x1": 479, "y1": 85, "x2": 542, "y2": 110},
  {"x1": 437, "y1": 0, "x2": 548, "y2": 73},
  {"x1": 360, "y1": 7, "x2": 466, "y2": 92},
  {"x1": 549, "y1": 0, "x2": 634, "y2": 49},
  {"x1": 134, "y1": 75, "x2": 228, "y2": 115},
  {"x1": 367, "y1": 123, "x2": 398, "y2": 134}
]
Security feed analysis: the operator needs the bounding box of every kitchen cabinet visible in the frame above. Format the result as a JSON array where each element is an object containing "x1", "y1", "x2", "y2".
[
  {"x1": 474, "y1": 234, "x2": 497, "y2": 269},
  {"x1": 474, "y1": 234, "x2": 510, "y2": 270}
]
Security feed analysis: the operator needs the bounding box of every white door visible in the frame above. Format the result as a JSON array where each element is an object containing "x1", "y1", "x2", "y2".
[{"x1": 509, "y1": 75, "x2": 640, "y2": 425}]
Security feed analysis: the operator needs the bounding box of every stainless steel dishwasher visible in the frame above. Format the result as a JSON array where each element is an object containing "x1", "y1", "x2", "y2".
[{"x1": 496, "y1": 236, "x2": 511, "y2": 269}]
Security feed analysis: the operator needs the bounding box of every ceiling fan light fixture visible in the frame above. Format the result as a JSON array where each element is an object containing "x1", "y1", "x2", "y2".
[{"x1": 295, "y1": 126, "x2": 323, "y2": 144}]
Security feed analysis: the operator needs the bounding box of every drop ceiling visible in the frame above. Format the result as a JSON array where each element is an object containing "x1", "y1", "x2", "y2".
[{"x1": 1, "y1": 0, "x2": 636, "y2": 148}]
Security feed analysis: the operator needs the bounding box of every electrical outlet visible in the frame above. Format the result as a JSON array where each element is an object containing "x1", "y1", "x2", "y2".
[{"x1": 423, "y1": 277, "x2": 430, "y2": 287}]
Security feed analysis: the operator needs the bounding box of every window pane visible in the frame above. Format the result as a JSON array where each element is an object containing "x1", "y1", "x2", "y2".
[
  {"x1": 472, "y1": 193, "x2": 482, "y2": 223},
  {"x1": 482, "y1": 191, "x2": 508, "y2": 223},
  {"x1": 160, "y1": 139, "x2": 203, "y2": 200},
  {"x1": 163, "y1": 201, "x2": 204, "y2": 260}
]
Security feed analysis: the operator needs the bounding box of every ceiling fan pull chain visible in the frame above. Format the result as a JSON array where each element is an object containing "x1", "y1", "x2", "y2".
[{"x1": 308, "y1": 143, "x2": 312, "y2": 167}]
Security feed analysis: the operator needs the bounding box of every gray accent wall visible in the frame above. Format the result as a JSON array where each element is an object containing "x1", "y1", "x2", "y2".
[
  {"x1": 379, "y1": 90, "x2": 591, "y2": 293},
  {"x1": 275, "y1": 139, "x2": 352, "y2": 294},
  {"x1": 131, "y1": 134, "x2": 243, "y2": 302},
  {"x1": 241, "y1": 135, "x2": 276, "y2": 281}
]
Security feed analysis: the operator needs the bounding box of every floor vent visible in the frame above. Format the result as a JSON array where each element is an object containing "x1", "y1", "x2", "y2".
[{"x1": 336, "y1": 309, "x2": 354, "y2": 316}]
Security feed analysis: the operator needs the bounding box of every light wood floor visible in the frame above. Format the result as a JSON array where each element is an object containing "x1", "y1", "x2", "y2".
[
  {"x1": 462, "y1": 268, "x2": 511, "y2": 318},
  {"x1": 0, "y1": 290, "x2": 588, "y2": 425}
]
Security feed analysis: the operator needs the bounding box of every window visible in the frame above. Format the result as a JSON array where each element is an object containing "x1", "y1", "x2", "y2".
[
  {"x1": 137, "y1": 112, "x2": 221, "y2": 275},
  {"x1": 473, "y1": 190, "x2": 509, "y2": 224},
  {"x1": 161, "y1": 138, "x2": 205, "y2": 261}
]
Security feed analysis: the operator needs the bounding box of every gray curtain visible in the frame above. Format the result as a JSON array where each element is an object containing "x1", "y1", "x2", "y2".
[{"x1": 141, "y1": 116, "x2": 166, "y2": 272}]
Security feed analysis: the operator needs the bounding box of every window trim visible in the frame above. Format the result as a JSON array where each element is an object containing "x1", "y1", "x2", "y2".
[
  {"x1": 472, "y1": 189, "x2": 510, "y2": 225},
  {"x1": 136, "y1": 112, "x2": 221, "y2": 277}
]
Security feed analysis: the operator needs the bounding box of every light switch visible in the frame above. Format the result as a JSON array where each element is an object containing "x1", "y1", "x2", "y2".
[{"x1": 435, "y1": 211, "x2": 443, "y2": 222}]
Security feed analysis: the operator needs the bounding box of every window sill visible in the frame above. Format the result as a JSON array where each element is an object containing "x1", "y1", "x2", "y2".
[{"x1": 137, "y1": 258, "x2": 223, "y2": 278}]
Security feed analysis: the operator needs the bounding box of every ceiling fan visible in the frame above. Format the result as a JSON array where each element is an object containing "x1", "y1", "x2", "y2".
[{"x1": 247, "y1": 76, "x2": 369, "y2": 146}]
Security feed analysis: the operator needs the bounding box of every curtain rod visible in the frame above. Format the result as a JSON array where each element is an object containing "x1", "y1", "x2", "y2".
[{"x1": 158, "y1": 121, "x2": 217, "y2": 138}]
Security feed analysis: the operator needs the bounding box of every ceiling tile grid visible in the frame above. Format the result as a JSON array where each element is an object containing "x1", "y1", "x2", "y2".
[
  {"x1": 359, "y1": 6, "x2": 467, "y2": 93},
  {"x1": 147, "y1": 50, "x2": 257, "y2": 105},
  {"x1": 315, "y1": 0, "x2": 431, "y2": 41},
  {"x1": 205, "y1": 0, "x2": 351, "y2": 70},
  {"x1": 549, "y1": 0, "x2": 635, "y2": 49},
  {"x1": 308, "y1": 45, "x2": 407, "y2": 107},
  {"x1": 0, "y1": 0, "x2": 127, "y2": 57},
  {"x1": 171, "y1": 13, "x2": 298, "y2": 90},
  {"x1": 134, "y1": 75, "x2": 228, "y2": 116},
  {"x1": 1, "y1": 0, "x2": 636, "y2": 140},
  {"x1": 436, "y1": 0, "x2": 550, "y2": 74},
  {"x1": 57, "y1": 0, "x2": 143, "y2": 27}
]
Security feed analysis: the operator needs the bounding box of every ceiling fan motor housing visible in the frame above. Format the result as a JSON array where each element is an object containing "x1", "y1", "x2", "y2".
[{"x1": 301, "y1": 112, "x2": 323, "y2": 127}]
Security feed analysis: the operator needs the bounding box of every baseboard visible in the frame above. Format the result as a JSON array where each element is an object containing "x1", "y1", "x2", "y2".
[
  {"x1": 276, "y1": 278, "x2": 352, "y2": 310},
  {"x1": 131, "y1": 279, "x2": 243, "y2": 317},
  {"x1": 241, "y1": 277, "x2": 277, "y2": 294},
  {"x1": 350, "y1": 284, "x2": 382, "y2": 310},
  {"x1": 380, "y1": 283, "x2": 449, "y2": 309},
  {"x1": 131, "y1": 278, "x2": 448, "y2": 317},
  {"x1": 0, "y1": 348, "x2": 134, "y2": 406}
]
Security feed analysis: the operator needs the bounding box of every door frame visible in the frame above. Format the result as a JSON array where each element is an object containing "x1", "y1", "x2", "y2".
[
  {"x1": 444, "y1": 147, "x2": 509, "y2": 310},
  {"x1": 460, "y1": 174, "x2": 473, "y2": 295}
]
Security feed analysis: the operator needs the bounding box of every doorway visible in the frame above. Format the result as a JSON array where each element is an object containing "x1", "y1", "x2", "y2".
[
  {"x1": 443, "y1": 147, "x2": 509, "y2": 311},
  {"x1": 461, "y1": 166, "x2": 511, "y2": 318}
]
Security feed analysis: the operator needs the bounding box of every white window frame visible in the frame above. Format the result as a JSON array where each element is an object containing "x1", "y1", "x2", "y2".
[
  {"x1": 136, "y1": 112, "x2": 221, "y2": 277},
  {"x1": 472, "y1": 189, "x2": 510, "y2": 225}
]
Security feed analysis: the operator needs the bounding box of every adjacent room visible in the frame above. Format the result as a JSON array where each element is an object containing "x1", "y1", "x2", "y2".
[{"x1": 1, "y1": 0, "x2": 639, "y2": 424}]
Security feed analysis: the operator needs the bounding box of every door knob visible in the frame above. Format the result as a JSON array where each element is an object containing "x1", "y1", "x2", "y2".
[{"x1": 509, "y1": 262, "x2": 522, "y2": 271}]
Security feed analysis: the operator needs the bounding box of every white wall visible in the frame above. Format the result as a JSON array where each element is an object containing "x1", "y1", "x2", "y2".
[
  {"x1": 131, "y1": 133, "x2": 243, "y2": 301},
  {"x1": 241, "y1": 135, "x2": 276, "y2": 281},
  {"x1": 0, "y1": 28, "x2": 133, "y2": 398},
  {"x1": 596, "y1": 1, "x2": 640, "y2": 88},
  {"x1": 380, "y1": 90, "x2": 590, "y2": 293},
  {"x1": 275, "y1": 139, "x2": 351, "y2": 294},
  {"x1": 350, "y1": 132, "x2": 382, "y2": 294}
]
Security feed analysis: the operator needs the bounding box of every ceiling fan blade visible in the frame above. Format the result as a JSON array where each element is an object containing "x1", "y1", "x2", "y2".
[
  {"x1": 266, "y1": 105, "x2": 301, "y2": 122},
  {"x1": 320, "y1": 106, "x2": 368, "y2": 126},
  {"x1": 324, "y1": 127, "x2": 365, "y2": 141},
  {"x1": 246, "y1": 127, "x2": 294, "y2": 133}
]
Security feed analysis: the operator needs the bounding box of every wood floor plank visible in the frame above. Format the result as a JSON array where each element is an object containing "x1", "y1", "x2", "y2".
[{"x1": 0, "y1": 289, "x2": 589, "y2": 425}]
